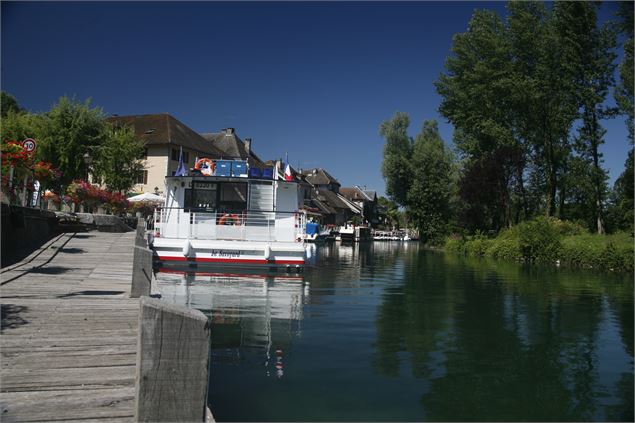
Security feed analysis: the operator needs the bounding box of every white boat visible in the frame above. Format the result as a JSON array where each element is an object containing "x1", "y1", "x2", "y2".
[{"x1": 151, "y1": 161, "x2": 307, "y2": 274}]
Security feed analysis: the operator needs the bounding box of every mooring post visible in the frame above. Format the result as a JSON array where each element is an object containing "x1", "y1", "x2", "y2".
[
  {"x1": 135, "y1": 220, "x2": 146, "y2": 247},
  {"x1": 135, "y1": 296, "x2": 211, "y2": 422},
  {"x1": 130, "y1": 245, "x2": 152, "y2": 298}
]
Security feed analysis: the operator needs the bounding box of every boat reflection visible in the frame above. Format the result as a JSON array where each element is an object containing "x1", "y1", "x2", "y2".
[{"x1": 154, "y1": 270, "x2": 308, "y2": 378}]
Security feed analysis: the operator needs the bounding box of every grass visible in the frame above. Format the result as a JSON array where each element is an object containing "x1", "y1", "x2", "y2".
[{"x1": 445, "y1": 217, "x2": 634, "y2": 272}]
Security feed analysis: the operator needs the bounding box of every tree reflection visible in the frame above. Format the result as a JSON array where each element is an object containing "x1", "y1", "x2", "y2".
[{"x1": 373, "y1": 249, "x2": 634, "y2": 421}]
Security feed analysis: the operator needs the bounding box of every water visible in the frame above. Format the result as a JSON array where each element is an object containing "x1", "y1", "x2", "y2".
[{"x1": 154, "y1": 242, "x2": 634, "y2": 422}]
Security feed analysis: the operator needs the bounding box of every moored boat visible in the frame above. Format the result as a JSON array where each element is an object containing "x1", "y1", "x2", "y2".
[{"x1": 150, "y1": 160, "x2": 307, "y2": 273}]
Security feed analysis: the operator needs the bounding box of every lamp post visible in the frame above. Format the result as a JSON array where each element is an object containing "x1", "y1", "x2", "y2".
[{"x1": 83, "y1": 151, "x2": 92, "y2": 182}]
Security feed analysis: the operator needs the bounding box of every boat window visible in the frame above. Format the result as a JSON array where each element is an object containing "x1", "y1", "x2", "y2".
[
  {"x1": 184, "y1": 186, "x2": 217, "y2": 210},
  {"x1": 218, "y1": 182, "x2": 247, "y2": 213}
]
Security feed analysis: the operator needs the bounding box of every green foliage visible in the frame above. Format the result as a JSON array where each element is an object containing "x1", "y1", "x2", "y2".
[
  {"x1": 615, "y1": 2, "x2": 634, "y2": 144},
  {"x1": 487, "y1": 234, "x2": 521, "y2": 262},
  {"x1": 377, "y1": 196, "x2": 406, "y2": 229},
  {"x1": 92, "y1": 124, "x2": 145, "y2": 192},
  {"x1": 2, "y1": 94, "x2": 148, "y2": 196},
  {"x1": 38, "y1": 97, "x2": 108, "y2": 186},
  {"x1": 607, "y1": 150, "x2": 634, "y2": 232},
  {"x1": 515, "y1": 217, "x2": 562, "y2": 263},
  {"x1": 379, "y1": 112, "x2": 412, "y2": 206},
  {"x1": 445, "y1": 217, "x2": 633, "y2": 272},
  {"x1": 560, "y1": 232, "x2": 634, "y2": 272},
  {"x1": 435, "y1": 1, "x2": 620, "y2": 226},
  {"x1": 379, "y1": 114, "x2": 455, "y2": 242},
  {"x1": 1, "y1": 109, "x2": 44, "y2": 144},
  {"x1": 464, "y1": 232, "x2": 493, "y2": 257},
  {"x1": 407, "y1": 120, "x2": 454, "y2": 244},
  {"x1": 1, "y1": 92, "x2": 24, "y2": 117}
]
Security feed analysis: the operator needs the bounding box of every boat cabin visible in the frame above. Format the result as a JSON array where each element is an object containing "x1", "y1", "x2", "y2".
[{"x1": 155, "y1": 160, "x2": 305, "y2": 243}]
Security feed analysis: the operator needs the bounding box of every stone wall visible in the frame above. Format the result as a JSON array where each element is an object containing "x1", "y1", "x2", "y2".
[{"x1": 1, "y1": 204, "x2": 59, "y2": 267}]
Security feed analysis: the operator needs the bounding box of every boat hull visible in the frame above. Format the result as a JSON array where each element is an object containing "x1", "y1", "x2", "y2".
[{"x1": 152, "y1": 237, "x2": 306, "y2": 273}]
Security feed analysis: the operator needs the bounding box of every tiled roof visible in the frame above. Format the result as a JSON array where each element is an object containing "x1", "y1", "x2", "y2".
[
  {"x1": 201, "y1": 129, "x2": 264, "y2": 167},
  {"x1": 340, "y1": 186, "x2": 373, "y2": 202},
  {"x1": 301, "y1": 168, "x2": 340, "y2": 186},
  {"x1": 313, "y1": 189, "x2": 349, "y2": 211},
  {"x1": 106, "y1": 114, "x2": 224, "y2": 157}
]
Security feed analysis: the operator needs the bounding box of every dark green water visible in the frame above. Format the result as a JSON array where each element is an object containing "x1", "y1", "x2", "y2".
[{"x1": 155, "y1": 242, "x2": 634, "y2": 421}]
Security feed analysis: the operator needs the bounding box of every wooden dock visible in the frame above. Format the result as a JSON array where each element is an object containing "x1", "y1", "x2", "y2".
[{"x1": 1, "y1": 231, "x2": 139, "y2": 422}]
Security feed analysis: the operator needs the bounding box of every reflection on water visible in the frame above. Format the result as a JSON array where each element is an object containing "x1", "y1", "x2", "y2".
[
  {"x1": 155, "y1": 271, "x2": 308, "y2": 380},
  {"x1": 155, "y1": 242, "x2": 633, "y2": 422}
]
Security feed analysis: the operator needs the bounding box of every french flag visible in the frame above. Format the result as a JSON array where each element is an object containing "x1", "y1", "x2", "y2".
[{"x1": 284, "y1": 153, "x2": 293, "y2": 181}]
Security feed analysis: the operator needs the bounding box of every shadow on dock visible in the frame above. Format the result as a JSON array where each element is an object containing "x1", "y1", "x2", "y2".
[{"x1": 1, "y1": 304, "x2": 29, "y2": 333}]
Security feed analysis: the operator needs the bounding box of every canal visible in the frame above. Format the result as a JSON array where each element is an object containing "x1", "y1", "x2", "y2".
[{"x1": 155, "y1": 242, "x2": 634, "y2": 422}]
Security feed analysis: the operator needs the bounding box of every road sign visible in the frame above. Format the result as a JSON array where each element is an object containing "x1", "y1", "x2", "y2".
[{"x1": 21, "y1": 138, "x2": 37, "y2": 153}]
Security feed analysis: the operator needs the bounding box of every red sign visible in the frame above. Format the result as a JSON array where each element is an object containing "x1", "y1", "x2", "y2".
[{"x1": 21, "y1": 138, "x2": 37, "y2": 152}]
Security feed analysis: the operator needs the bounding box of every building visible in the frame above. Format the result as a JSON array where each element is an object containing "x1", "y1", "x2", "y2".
[
  {"x1": 299, "y1": 168, "x2": 361, "y2": 225},
  {"x1": 107, "y1": 113, "x2": 226, "y2": 195},
  {"x1": 339, "y1": 186, "x2": 378, "y2": 226},
  {"x1": 107, "y1": 115, "x2": 263, "y2": 195}
]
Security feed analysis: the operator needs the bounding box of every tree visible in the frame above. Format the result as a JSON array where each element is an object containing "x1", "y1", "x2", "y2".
[
  {"x1": 608, "y1": 151, "x2": 634, "y2": 232},
  {"x1": 379, "y1": 112, "x2": 412, "y2": 206},
  {"x1": 555, "y1": 1, "x2": 616, "y2": 234},
  {"x1": 614, "y1": 1, "x2": 634, "y2": 144},
  {"x1": 377, "y1": 196, "x2": 403, "y2": 229},
  {"x1": 1, "y1": 109, "x2": 43, "y2": 143},
  {"x1": 1, "y1": 92, "x2": 24, "y2": 117},
  {"x1": 609, "y1": 2, "x2": 634, "y2": 233},
  {"x1": 457, "y1": 146, "x2": 523, "y2": 232},
  {"x1": 37, "y1": 97, "x2": 108, "y2": 186},
  {"x1": 92, "y1": 124, "x2": 145, "y2": 193},
  {"x1": 407, "y1": 120, "x2": 454, "y2": 243},
  {"x1": 435, "y1": 7, "x2": 529, "y2": 226}
]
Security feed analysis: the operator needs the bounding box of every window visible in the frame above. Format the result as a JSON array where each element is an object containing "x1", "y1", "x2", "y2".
[
  {"x1": 171, "y1": 148, "x2": 179, "y2": 161},
  {"x1": 136, "y1": 170, "x2": 148, "y2": 185},
  {"x1": 219, "y1": 182, "x2": 247, "y2": 213},
  {"x1": 185, "y1": 183, "x2": 218, "y2": 210}
]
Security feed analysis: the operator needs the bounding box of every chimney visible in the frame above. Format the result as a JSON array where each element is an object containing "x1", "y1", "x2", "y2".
[
  {"x1": 244, "y1": 138, "x2": 251, "y2": 154},
  {"x1": 224, "y1": 128, "x2": 235, "y2": 136}
]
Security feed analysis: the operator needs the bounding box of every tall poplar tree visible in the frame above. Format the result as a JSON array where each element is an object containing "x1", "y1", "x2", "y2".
[
  {"x1": 380, "y1": 112, "x2": 413, "y2": 206},
  {"x1": 408, "y1": 120, "x2": 454, "y2": 243},
  {"x1": 555, "y1": 1, "x2": 616, "y2": 233}
]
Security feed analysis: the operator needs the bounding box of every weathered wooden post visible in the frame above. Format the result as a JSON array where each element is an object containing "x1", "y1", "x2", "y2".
[
  {"x1": 135, "y1": 220, "x2": 146, "y2": 247},
  {"x1": 135, "y1": 296, "x2": 211, "y2": 422},
  {"x1": 131, "y1": 244, "x2": 152, "y2": 298}
]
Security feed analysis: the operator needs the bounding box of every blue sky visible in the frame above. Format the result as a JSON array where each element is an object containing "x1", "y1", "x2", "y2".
[{"x1": 1, "y1": 1, "x2": 630, "y2": 196}]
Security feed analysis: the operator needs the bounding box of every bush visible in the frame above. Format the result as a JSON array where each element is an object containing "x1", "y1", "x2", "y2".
[
  {"x1": 560, "y1": 232, "x2": 634, "y2": 272},
  {"x1": 516, "y1": 217, "x2": 561, "y2": 263},
  {"x1": 464, "y1": 235, "x2": 492, "y2": 256},
  {"x1": 444, "y1": 235, "x2": 466, "y2": 254},
  {"x1": 487, "y1": 235, "x2": 521, "y2": 261}
]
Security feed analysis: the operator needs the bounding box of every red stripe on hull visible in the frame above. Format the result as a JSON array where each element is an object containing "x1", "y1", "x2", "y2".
[{"x1": 157, "y1": 255, "x2": 304, "y2": 265}]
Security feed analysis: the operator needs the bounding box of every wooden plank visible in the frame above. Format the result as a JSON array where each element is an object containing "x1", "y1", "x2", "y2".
[
  {"x1": 1, "y1": 231, "x2": 140, "y2": 421},
  {"x1": 1, "y1": 387, "x2": 134, "y2": 422}
]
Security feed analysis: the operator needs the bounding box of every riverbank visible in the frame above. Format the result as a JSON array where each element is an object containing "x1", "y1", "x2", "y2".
[{"x1": 444, "y1": 217, "x2": 634, "y2": 272}]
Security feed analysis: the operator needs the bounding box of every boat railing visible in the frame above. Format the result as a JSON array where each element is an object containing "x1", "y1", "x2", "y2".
[{"x1": 154, "y1": 207, "x2": 306, "y2": 242}]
